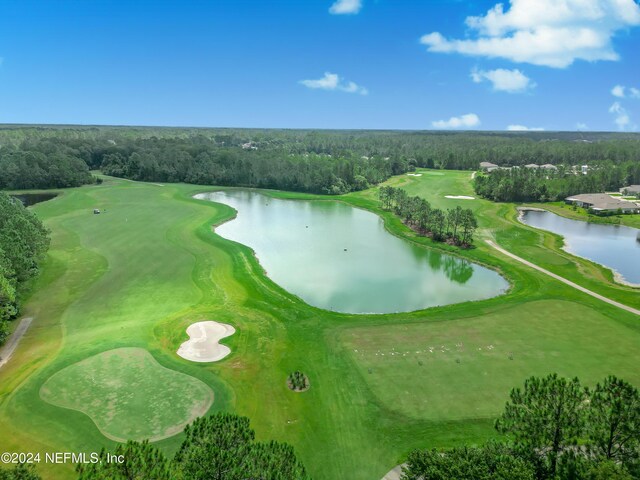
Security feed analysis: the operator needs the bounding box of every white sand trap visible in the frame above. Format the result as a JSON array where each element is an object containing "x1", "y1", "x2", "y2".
[
  {"x1": 407, "y1": 173, "x2": 423, "y2": 177},
  {"x1": 177, "y1": 321, "x2": 236, "y2": 362},
  {"x1": 445, "y1": 195, "x2": 475, "y2": 200}
]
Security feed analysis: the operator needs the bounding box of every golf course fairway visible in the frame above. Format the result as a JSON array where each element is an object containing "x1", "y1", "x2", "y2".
[{"x1": 0, "y1": 172, "x2": 638, "y2": 480}]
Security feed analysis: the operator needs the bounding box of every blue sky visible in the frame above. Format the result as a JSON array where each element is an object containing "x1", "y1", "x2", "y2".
[{"x1": 0, "y1": 0, "x2": 638, "y2": 130}]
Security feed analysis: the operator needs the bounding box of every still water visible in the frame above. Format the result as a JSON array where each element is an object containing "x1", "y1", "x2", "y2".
[
  {"x1": 10, "y1": 193, "x2": 58, "y2": 206},
  {"x1": 196, "y1": 191, "x2": 508, "y2": 314},
  {"x1": 521, "y1": 210, "x2": 640, "y2": 285}
]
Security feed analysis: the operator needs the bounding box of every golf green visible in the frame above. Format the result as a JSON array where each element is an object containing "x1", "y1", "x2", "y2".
[{"x1": 40, "y1": 347, "x2": 214, "y2": 442}]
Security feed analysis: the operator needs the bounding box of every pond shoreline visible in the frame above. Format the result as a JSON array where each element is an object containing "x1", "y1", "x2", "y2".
[
  {"x1": 195, "y1": 190, "x2": 508, "y2": 314},
  {"x1": 518, "y1": 209, "x2": 640, "y2": 288}
]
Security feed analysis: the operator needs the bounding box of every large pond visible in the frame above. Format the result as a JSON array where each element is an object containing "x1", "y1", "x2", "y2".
[
  {"x1": 520, "y1": 210, "x2": 640, "y2": 285},
  {"x1": 196, "y1": 191, "x2": 508, "y2": 314}
]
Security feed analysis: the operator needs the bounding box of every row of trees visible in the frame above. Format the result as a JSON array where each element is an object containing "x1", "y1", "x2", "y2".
[
  {"x1": 379, "y1": 186, "x2": 478, "y2": 246},
  {"x1": 473, "y1": 162, "x2": 640, "y2": 203},
  {"x1": 403, "y1": 374, "x2": 640, "y2": 480},
  {"x1": 0, "y1": 193, "x2": 49, "y2": 345},
  {"x1": 1, "y1": 126, "x2": 639, "y2": 192},
  {"x1": 99, "y1": 147, "x2": 399, "y2": 194}
]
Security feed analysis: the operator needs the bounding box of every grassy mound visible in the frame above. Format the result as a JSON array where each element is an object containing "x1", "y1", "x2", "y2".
[{"x1": 40, "y1": 347, "x2": 214, "y2": 441}]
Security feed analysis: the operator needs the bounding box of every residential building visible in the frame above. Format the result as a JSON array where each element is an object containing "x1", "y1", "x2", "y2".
[{"x1": 565, "y1": 193, "x2": 640, "y2": 214}]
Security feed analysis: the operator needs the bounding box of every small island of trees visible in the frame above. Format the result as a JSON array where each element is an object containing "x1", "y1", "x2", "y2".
[{"x1": 287, "y1": 371, "x2": 310, "y2": 392}]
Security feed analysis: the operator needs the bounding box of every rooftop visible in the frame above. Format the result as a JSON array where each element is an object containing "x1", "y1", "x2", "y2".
[{"x1": 566, "y1": 193, "x2": 640, "y2": 211}]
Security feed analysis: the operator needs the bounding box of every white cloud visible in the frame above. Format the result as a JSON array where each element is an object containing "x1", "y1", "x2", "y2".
[
  {"x1": 507, "y1": 124, "x2": 545, "y2": 131},
  {"x1": 609, "y1": 101, "x2": 632, "y2": 129},
  {"x1": 612, "y1": 85, "x2": 626, "y2": 97},
  {"x1": 299, "y1": 72, "x2": 368, "y2": 95},
  {"x1": 611, "y1": 84, "x2": 640, "y2": 98},
  {"x1": 432, "y1": 113, "x2": 480, "y2": 129},
  {"x1": 420, "y1": 0, "x2": 640, "y2": 68},
  {"x1": 576, "y1": 122, "x2": 589, "y2": 130},
  {"x1": 329, "y1": 0, "x2": 362, "y2": 15},
  {"x1": 471, "y1": 68, "x2": 535, "y2": 92}
]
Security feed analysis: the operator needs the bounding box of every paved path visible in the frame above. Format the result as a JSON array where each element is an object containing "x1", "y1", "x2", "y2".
[
  {"x1": 381, "y1": 464, "x2": 406, "y2": 480},
  {"x1": 0, "y1": 317, "x2": 33, "y2": 369},
  {"x1": 486, "y1": 240, "x2": 640, "y2": 317}
]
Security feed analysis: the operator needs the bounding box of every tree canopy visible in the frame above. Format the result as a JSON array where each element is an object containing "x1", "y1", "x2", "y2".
[
  {"x1": 76, "y1": 413, "x2": 309, "y2": 480},
  {"x1": 0, "y1": 193, "x2": 49, "y2": 345},
  {"x1": 403, "y1": 374, "x2": 640, "y2": 480},
  {"x1": 1, "y1": 125, "x2": 639, "y2": 193}
]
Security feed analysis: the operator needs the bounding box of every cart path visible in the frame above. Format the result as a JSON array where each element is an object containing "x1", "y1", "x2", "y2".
[
  {"x1": 381, "y1": 464, "x2": 406, "y2": 480},
  {"x1": 486, "y1": 240, "x2": 640, "y2": 317},
  {"x1": 0, "y1": 317, "x2": 33, "y2": 369}
]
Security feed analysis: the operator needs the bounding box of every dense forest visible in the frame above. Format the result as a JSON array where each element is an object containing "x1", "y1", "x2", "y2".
[
  {"x1": 1, "y1": 125, "x2": 639, "y2": 194},
  {"x1": 474, "y1": 163, "x2": 640, "y2": 203},
  {"x1": 403, "y1": 374, "x2": 640, "y2": 480},
  {"x1": 0, "y1": 151, "x2": 93, "y2": 190},
  {"x1": 0, "y1": 193, "x2": 49, "y2": 346},
  {"x1": 379, "y1": 186, "x2": 478, "y2": 246}
]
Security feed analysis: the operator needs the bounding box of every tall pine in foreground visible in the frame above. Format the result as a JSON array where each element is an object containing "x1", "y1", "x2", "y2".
[
  {"x1": 495, "y1": 374, "x2": 586, "y2": 477},
  {"x1": 403, "y1": 374, "x2": 640, "y2": 480},
  {"x1": 75, "y1": 413, "x2": 309, "y2": 480}
]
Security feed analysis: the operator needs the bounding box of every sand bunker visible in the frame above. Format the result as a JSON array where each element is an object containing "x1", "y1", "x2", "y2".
[
  {"x1": 407, "y1": 173, "x2": 423, "y2": 177},
  {"x1": 177, "y1": 321, "x2": 236, "y2": 362},
  {"x1": 445, "y1": 195, "x2": 475, "y2": 200}
]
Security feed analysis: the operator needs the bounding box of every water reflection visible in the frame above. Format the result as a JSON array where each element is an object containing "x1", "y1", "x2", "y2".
[
  {"x1": 521, "y1": 210, "x2": 640, "y2": 285},
  {"x1": 10, "y1": 193, "x2": 58, "y2": 207},
  {"x1": 197, "y1": 190, "x2": 508, "y2": 314}
]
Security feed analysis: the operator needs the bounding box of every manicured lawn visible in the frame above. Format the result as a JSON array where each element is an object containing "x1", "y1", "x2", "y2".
[
  {"x1": 341, "y1": 300, "x2": 640, "y2": 421},
  {"x1": 40, "y1": 347, "x2": 214, "y2": 442},
  {"x1": 0, "y1": 172, "x2": 638, "y2": 480}
]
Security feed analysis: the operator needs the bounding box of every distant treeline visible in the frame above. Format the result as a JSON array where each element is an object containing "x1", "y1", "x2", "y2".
[
  {"x1": 379, "y1": 186, "x2": 477, "y2": 246},
  {"x1": 474, "y1": 163, "x2": 640, "y2": 202},
  {"x1": 0, "y1": 193, "x2": 49, "y2": 345},
  {"x1": 1, "y1": 126, "x2": 640, "y2": 193}
]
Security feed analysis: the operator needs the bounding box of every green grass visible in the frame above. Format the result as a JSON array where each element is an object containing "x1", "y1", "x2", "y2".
[
  {"x1": 0, "y1": 172, "x2": 638, "y2": 480},
  {"x1": 40, "y1": 347, "x2": 213, "y2": 442},
  {"x1": 341, "y1": 300, "x2": 640, "y2": 421}
]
